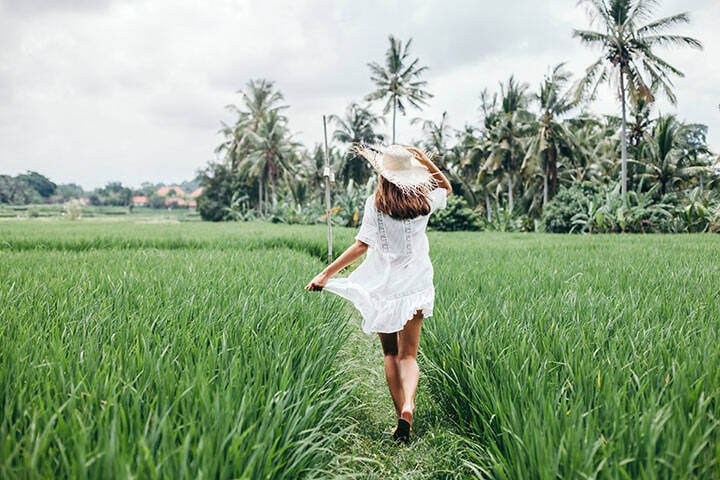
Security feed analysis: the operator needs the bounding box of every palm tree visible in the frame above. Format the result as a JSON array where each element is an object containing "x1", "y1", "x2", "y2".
[
  {"x1": 366, "y1": 35, "x2": 433, "y2": 143},
  {"x1": 522, "y1": 63, "x2": 581, "y2": 207},
  {"x1": 329, "y1": 102, "x2": 385, "y2": 186},
  {"x1": 239, "y1": 109, "x2": 300, "y2": 212},
  {"x1": 411, "y1": 111, "x2": 452, "y2": 162},
  {"x1": 637, "y1": 114, "x2": 711, "y2": 196},
  {"x1": 480, "y1": 76, "x2": 533, "y2": 213},
  {"x1": 573, "y1": 0, "x2": 703, "y2": 206},
  {"x1": 216, "y1": 79, "x2": 291, "y2": 213},
  {"x1": 217, "y1": 79, "x2": 287, "y2": 169}
]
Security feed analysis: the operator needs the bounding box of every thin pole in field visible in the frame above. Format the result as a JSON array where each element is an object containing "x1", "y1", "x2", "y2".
[{"x1": 323, "y1": 115, "x2": 333, "y2": 265}]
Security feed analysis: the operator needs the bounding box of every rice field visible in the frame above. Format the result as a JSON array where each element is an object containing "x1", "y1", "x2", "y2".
[{"x1": 1, "y1": 220, "x2": 719, "y2": 478}]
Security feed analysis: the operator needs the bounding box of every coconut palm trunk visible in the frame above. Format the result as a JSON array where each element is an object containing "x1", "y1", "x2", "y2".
[
  {"x1": 485, "y1": 190, "x2": 492, "y2": 222},
  {"x1": 620, "y1": 73, "x2": 629, "y2": 206},
  {"x1": 507, "y1": 172, "x2": 514, "y2": 213},
  {"x1": 392, "y1": 98, "x2": 397, "y2": 143}
]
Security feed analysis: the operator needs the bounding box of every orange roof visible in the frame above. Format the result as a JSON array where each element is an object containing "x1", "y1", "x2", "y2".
[
  {"x1": 190, "y1": 187, "x2": 204, "y2": 198},
  {"x1": 164, "y1": 197, "x2": 186, "y2": 206},
  {"x1": 157, "y1": 186, "x2": 186, "y2": 197},
  {"x1": 132, "y1": 196, "x2": 147, "y2": 203}
]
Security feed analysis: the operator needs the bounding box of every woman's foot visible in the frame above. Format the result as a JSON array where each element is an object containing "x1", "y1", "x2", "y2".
[{"x1": 393, "y1": 418, "x2": 411, "y2": 444}]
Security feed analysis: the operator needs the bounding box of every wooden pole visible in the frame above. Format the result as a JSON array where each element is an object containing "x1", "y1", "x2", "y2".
[{"x1": 323, "y1": 115, "x2": 333, "y2": 265}]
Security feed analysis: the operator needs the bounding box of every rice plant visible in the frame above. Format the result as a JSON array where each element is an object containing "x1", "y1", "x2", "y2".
[
  {"x1": 0, "y1": 225, "x2": 356, "y2": 479},
  {"x1": 424, "y1": 233, "x2": 720, "y2": 479}
]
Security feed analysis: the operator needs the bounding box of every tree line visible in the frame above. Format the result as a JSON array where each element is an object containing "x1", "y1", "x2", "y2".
[
  {"x1": 199, "y1": 0, "x2": 718, "y2": 232},
  {"x1": 0, "y1": 173, "x2": 199, "y2": 208}
]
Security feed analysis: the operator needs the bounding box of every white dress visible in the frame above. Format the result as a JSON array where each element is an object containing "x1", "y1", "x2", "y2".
[{"x1": 324, "y1": 188, "x2": 447, "y2": 335}]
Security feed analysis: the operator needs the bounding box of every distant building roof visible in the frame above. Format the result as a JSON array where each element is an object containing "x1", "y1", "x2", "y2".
[
  {"x1": 132, "y1": 196, "x2": 147, "y2": 204},
  {"x1": 190, "y1": 187, "x2": 204, "y2": 198},
  {"x1": 164, "y1": 197, "x2": 187, "y2": 207},
  {"x1": 157, "y1": 186, "x2": 186, "y2": 197}
]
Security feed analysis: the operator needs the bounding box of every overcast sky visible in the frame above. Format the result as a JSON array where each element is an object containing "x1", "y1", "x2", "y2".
[{"x1": 1, "y1": 0, "x2": 718, "y2": 190}]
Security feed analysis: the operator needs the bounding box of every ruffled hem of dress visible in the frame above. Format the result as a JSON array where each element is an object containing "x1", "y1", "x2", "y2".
[
  {"x1": 324, "y1": 279, "x2": 433, "y2": 335},
  {"x1": 369, "y1": 288, "x2": 434, "y2": 335}
]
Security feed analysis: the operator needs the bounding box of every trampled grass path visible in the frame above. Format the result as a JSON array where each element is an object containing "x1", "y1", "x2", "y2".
[{"x1": 319, "y1": 296, "x2": 476, "y2": 478}]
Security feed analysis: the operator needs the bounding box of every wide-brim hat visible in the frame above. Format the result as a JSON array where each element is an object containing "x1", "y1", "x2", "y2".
[{"x1": 354, "y1": 144, "x2": 435, "y2": 193}]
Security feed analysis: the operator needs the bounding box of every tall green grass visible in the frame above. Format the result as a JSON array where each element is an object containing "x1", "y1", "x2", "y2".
[
  {"x1": 424, "y1": 233, "x2": 720, "y2": 478},
  {"x1": 3, "y1": 221, "x2": 719, "y2": 478},
  {"x1": 0, "y1": 229, "x2": 355, "y2": 478}
]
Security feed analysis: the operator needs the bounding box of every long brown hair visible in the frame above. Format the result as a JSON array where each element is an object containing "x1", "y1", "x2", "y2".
[{"x1": 375, "y1": 176, "x2": 431, "y2": 220}]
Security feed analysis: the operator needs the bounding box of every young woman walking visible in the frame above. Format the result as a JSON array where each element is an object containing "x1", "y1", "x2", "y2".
[{"x1": 305, "y1": 144, "x2": 452, "y2": 444}]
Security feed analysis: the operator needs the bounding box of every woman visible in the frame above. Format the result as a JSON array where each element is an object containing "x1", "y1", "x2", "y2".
[{"x1": 306, "y1": 144, "x2": 452, "y2": 443}]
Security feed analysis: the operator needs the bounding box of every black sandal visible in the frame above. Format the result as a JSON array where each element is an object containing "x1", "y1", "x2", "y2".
[{"x1": 393, "y1": 418, "x2": 411, "y2": 444}]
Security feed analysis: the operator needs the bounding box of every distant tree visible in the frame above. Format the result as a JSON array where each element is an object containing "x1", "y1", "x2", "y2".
[
  {"x1": 96, "y1": 182, "x2": 132, "y2": 206},
  {"x1": 366, "y1": 35, "x2": 432, "y2": 143},
  {"x1": 574, "y1": 0, "x2": 703, "y2": 205},
  {"x1": 411, "y1": 111, "x2": 452, "y2": 162},
  {"x1": 217, "y1": 79, "x2": 291, "y2": 213},
  {"x1": 480, "y1": 76, "x2": 533, "y2": 213},
  {"x1": 0, "y1": 174, "x2": 41, "y2": 204},
  {"x1": 18, "y1": 171, "x2": 56, "y2": 198},
  {"x1": 522, "y1": 64, "x2": 581, "y2": 206},
  {"x1": 147, "y1": 193, "x2": 166, "y2": 209},
  {"x1": 637, "y1": 115, "x2": 711, "y2": 195},
  {"x1": 54, "y1": 183, "x2": 85, "y2": 202},
  {"x1": 239, "y1": 109, "x2": 300, "y2": 209},
  {"x1": 329, "y1": 102, "x2": 385, "y2": 186},
  {"x1": 197, "y1": 161, "x2": 252, "y2": 221}
]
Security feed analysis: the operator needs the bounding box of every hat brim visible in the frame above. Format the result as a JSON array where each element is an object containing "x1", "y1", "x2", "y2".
[{"x1": 355, "y1": 145, "x2": 435, "y2": 192}]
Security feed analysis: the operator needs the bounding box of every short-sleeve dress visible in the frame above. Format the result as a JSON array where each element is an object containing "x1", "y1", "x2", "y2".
[{"x1": 324, "y1": 188, "x2": 447, "y2": 335}]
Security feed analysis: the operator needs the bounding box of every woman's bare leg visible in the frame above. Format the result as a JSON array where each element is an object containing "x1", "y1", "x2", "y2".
[
  {"x1": 397, "y1": 311, "x2": 423, "y2": 424},
  {"x1": 378, "y1": 311, "x2": 423, "y2": 424},
  {"x1": 378, "y1": 332, "x2": 402, "y2": 417}
]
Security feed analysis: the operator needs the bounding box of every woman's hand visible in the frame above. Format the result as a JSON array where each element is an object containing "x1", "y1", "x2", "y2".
[
  {"x1": 405, "y1": 146, "x2": 453, "y2": 195},
  {"x1": 305, "y1": 240, "x2": 368, "y2": 292},
  {"x1": 405, "y1": 146, "x2": 431, "y2": 165},
  {"x1": 305, "y1": 272, "x2": 329, "y2": 291}
]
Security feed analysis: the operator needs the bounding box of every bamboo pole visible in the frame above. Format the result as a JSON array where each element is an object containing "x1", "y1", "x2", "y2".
[{"x1": 322, "y1": 115, "x2": 333, "y2": 265}]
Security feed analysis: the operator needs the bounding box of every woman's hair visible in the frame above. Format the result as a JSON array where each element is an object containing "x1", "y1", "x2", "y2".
[{"x1": 375, "y1": 176, "x2": 431, "y2": 220}]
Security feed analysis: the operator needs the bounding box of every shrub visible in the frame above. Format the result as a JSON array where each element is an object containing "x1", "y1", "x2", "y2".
[
  {"x1": 429, "y1": 195, "x2": 482, "y2": 231},
  {"x1": 542, "y1": 183, "x2": 599, "y2": 233}
]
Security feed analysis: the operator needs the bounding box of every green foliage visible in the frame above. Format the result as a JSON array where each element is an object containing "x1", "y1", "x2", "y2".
[
  {"x1": 424, "y1": 232, "x2": 720, "y2": 479},
  {"x1": 197, "y1": 161, "x2": 252, "y2": 222},
  {"x1": 2, "y1": 222, "x2": 720, "y2": 478},
  {"x1": 85, "y1": 181, "x2": 134, "y2": 207},
  {"x1": 0, "y1": 222, "x2": 357, "y2": 479},
  {"x1": 542, "y1": 182, "x2": 599, "y2": 233},
  {"x1": 428, "y1": 195, "x2": 481, "y2": 231},
  {"x1": 0, "y1": 174, "x2": 42, "y2": 204},
  {"x1": 17, "y1": 171, "x2": 56, "y2": 198},
  {"x1": 543, "y1": 182, "x2": 711, "y2": 234}
]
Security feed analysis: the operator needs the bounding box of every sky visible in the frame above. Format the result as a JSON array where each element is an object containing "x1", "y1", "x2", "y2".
[{"x1": 1, "y1": 0, "x2": 718, "y2": 190}]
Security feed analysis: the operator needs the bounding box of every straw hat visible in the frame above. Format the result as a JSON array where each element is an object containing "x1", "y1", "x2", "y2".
[{"x1": 354, "y1": 144, "x2": 435, "y2": 193}]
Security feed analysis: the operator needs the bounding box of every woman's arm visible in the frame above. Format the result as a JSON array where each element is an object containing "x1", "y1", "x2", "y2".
[
  {"x1": 305, "y1": 239, "x2": 369, "y2": 291},
  {"x1": 406, "y1": 146, "x2": 453, "y2": 196}
]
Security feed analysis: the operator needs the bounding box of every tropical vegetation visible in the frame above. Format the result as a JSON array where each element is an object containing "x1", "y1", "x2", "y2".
[{"x1": 194, "y1": 3, "x2": 716, "y2": 232}]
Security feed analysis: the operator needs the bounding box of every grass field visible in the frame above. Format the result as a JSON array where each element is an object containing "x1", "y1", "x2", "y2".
[{"x1": 1, "y1": 219, "x2": 718, "y2": 478}]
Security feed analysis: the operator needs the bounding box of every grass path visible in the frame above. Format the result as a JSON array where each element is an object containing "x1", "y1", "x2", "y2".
[{"x1": 322, "y1": 309, "x2": 477, "y2": 479}]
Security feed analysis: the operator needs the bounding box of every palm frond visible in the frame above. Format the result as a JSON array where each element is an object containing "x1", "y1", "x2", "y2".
[
  {"x1": 572, "y1": 29, "x2": 611, "y2": 47},
  {"x1": 640, "y1": 34, "x2": 703, "y2": 50},
  {"x1": 637, "y1": 12, "x2": 690, "y2": 34}
]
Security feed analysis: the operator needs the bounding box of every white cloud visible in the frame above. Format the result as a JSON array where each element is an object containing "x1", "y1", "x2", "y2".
[{"x1": 0, "y1": 0, "x2": 717, "y2": 189}]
